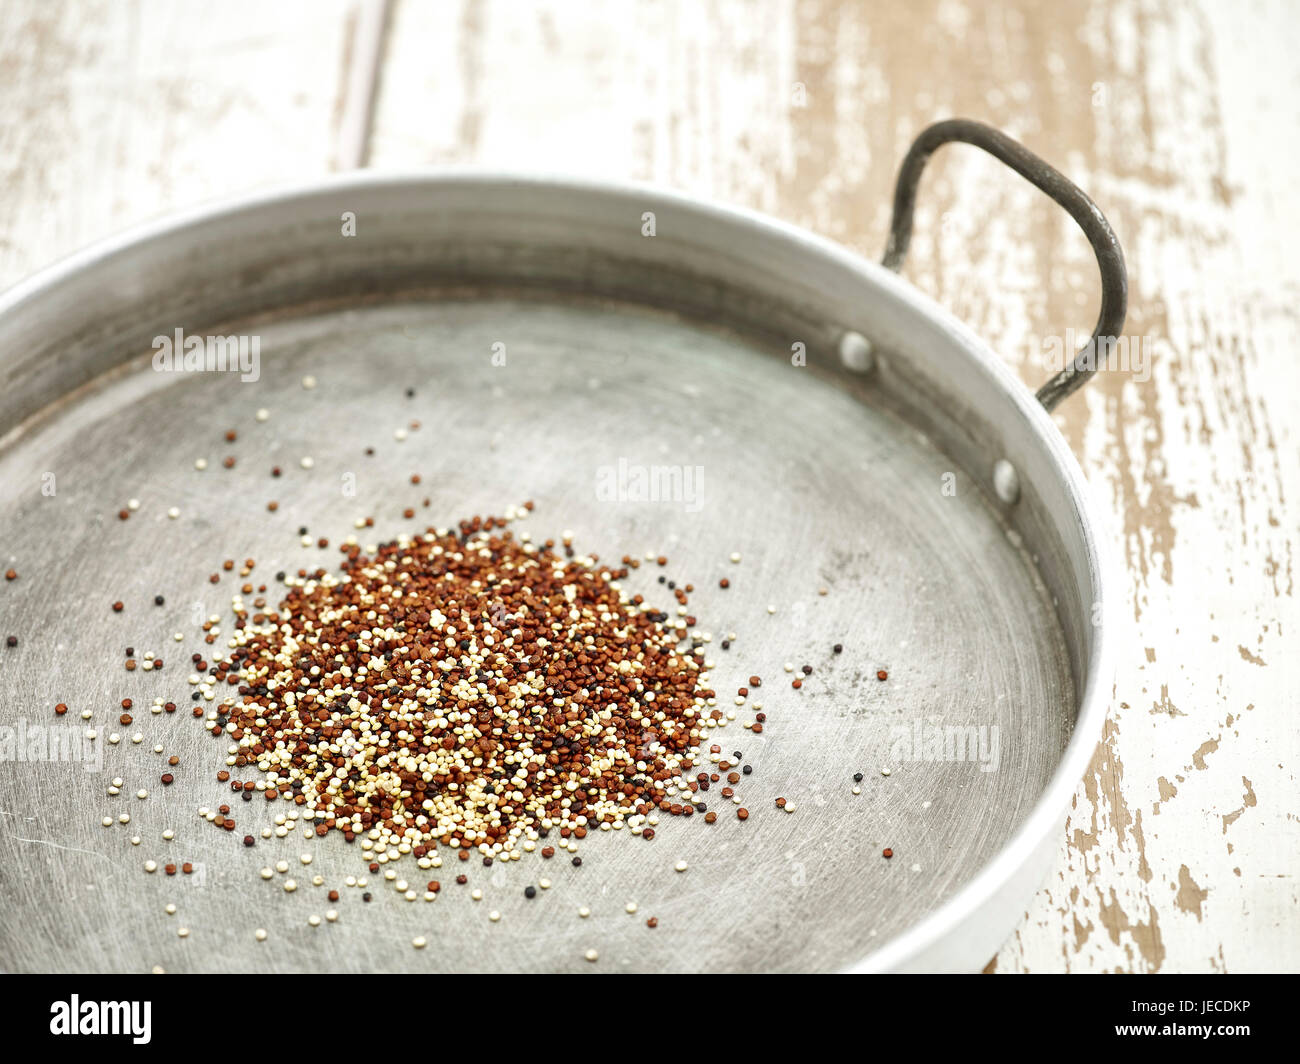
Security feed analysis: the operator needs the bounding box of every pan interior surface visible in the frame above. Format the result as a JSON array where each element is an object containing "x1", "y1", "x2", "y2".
[{"x1": 0, "y1": 290, "x2": 1072, "y2": 973}]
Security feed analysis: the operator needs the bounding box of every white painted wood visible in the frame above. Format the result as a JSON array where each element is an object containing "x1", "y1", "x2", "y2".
[
  {"x1": 334, "y1": 0, "x2": 392, "y2": 169},
  {"x1": 0, "y1": 0, "x2": 353, "y2": 289}
]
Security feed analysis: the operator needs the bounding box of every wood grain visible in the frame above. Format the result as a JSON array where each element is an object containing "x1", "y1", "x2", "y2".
[
  {"x1": 1, "y1": 0, "x2": 1295, "y2": 972},
  {"x1": 0, "y1": 0, "x2": 354, "y2": 288}
]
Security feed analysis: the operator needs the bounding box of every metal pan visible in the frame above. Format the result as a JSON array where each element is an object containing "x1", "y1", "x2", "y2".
[{"x1": 0, "y1": 120, "x2": 1124, "y2": 973}]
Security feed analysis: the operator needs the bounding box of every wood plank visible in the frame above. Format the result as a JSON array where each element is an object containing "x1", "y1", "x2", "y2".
[{"x1": 0, "y1": 0, "x2": 355, "y2": 289}]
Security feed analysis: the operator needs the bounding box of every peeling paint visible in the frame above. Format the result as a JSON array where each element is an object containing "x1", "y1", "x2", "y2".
[{"x1": 1175, "y1": 864, "x2": 1209, "y2": 920}]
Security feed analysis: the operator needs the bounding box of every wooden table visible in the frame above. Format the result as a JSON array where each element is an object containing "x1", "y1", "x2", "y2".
[{"x1": 2, "y1": 0, "x2": 1295, "y2": 973}]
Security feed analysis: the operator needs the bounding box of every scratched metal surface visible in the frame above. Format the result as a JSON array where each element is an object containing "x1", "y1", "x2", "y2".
[{"x1": 0, "y1": 248, "x2": 1075, "y2": 972}]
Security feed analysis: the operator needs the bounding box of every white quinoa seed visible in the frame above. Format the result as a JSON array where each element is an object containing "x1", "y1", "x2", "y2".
[
  {"x1": 255, "y1": 929, "x2": 268, "y2": 941},
  {"x1": 412, "y1": 936, "x2": 427, "y2": 949},
  {"x1": 585, "y1": 948, "x2": 599, "y2": 962}
]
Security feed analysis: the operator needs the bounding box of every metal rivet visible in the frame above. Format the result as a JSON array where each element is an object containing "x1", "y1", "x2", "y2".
[
  {"x1": 993, "y1": 459, "x2": 1021, "y2": 504},
  {"x1": 838, "y1": 330, "x2": 875, "y2": 373}
]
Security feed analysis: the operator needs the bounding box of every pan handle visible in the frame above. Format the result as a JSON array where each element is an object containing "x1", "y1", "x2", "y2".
[{"x1": 881, "y1": 118, "x2": 1127, "y2": 411}]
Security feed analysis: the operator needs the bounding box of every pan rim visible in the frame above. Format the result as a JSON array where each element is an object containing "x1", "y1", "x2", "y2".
[{"x1": 0, "y1": 169, "x2": 1115, "y2": 973}]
